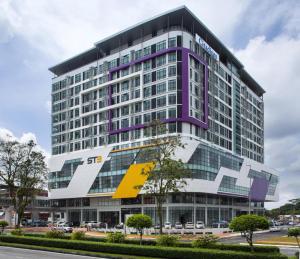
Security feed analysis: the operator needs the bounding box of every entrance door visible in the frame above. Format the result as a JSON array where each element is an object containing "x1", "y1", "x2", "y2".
[{"x1": 99, "y1": 211, "x2": 119, "y2": 227}]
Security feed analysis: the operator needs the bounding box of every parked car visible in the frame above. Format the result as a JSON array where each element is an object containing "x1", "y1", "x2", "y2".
[
  {"x1": 164, "y1": 222, "x2": 172, "y2": 229},
  {"x1": 212, "y1": 221, "x2": 229, "y2": 228},
  {"x1": 54, "y1": 222, "x2": 73, "y2": 233},
  {"x1": 86, "y1": 221, "x2": 99, "y2": 228},
  {"x1": 174, "y1": 222, "x2": 183, "y2": 229},
  {"x1": 154, "y1": 224, "x2": 161, "y2": 229},
  {"x1": 195, "y1": 221, "x2": 205, "y2": 229},
  {"x1": 115, "y1": 223, "x2": 124, "y2": 229},
  {"x1": 31, "y1": 220, "x2": 48, "y2": 227},
  {"x1": 185, "y1": 222, "x2": 194, "y2": 229}
]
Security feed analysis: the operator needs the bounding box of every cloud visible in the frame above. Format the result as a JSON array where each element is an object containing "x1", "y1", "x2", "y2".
[
  {"x1": 0, "y1": 0, "x2": 300, "y2": 209},
  {"x1": 234, "y1": 33, "x2": 300, "y2": 209},
  {"x1": 0, "y1": 128, "x2": 50, "y2": 163},
  {"x1": 0, "y1": 0, "x2": 249, "y2": 60}
]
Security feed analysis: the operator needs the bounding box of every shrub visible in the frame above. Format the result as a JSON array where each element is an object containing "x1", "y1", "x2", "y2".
[
  {"x1": 71, "y1": 231, "x2": 86, "y2": 240},
  {"x1": 22, "y1": 232, "x2": 279, "y2": 253},
  {"x1": 45, "y1": 229, "x2": 65, "y2": 239},
  {"x1": 0, "y1": 221, "x2": 9, "y2": 234},
  {"x1": 10, "y1": 228, "x2": 23, "y2": 236},
  {"x1": 106, "y1": 232, "x2": 126, "y2": 243},
  {"x1": 0, "y1": 235, "x2": 288, "y2": 259},
  {"x1": 156, "y1": 235, "x2": 179, "y2": 247},
  {"x1": 192, "y1": 234, "x2": 218, "y2": 248}
]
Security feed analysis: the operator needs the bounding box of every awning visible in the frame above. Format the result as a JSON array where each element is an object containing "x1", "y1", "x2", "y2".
[{"x1": 112, "y1": 162, "x2": 155, "y2": 199}]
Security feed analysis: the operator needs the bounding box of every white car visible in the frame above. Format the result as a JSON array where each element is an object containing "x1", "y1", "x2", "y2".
[
  {"x1": 164, "y1": 222, "x2": 172, "y2": 229},
  {"x1": 175, "y1": 222, "x2": 183, "y2": 229},
  {"x1": 185, "y1": 222, "x2": 194, "y2": 229},
  {"x1": 54, "y1": 223, "x2": 73, "y2": 233},
  {"x1": 270, "y1": 226, "x2": 280, "y2": 232},
  {"x1": 195, "y1": 221, "x2": 205, "y2": 229}
]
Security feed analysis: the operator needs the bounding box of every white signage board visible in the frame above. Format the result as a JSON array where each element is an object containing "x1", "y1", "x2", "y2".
[{"x1": 195, "y1": 34, "x2": 219, "y2": 61}]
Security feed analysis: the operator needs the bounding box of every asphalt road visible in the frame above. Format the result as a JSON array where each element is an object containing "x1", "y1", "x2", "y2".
[
  {"x1": 0, "y1": 246, "x2": 106, "y2": 259},
  {"x1": 220, "y1": 228, "x2": 299, "y2": 257}
]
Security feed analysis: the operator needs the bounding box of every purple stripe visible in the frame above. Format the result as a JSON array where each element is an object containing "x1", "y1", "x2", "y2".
[
  {"x1": 108, "y1": 47, "x2": 209, "y2": 135},
  {"x1": 249, "y1": 178, "x2": 269, "y2": 202}
]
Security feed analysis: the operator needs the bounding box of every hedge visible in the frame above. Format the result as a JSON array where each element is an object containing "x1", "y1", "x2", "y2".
[
  {"x1": 0, "y1": 235, "x2": 287, "y2": 259},
  {"x1": 23, "y1": 233, "x2": 280, "y2": 253}
]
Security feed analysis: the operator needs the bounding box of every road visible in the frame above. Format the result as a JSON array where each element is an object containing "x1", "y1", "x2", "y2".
[
  {"x1": 220, "y1": 228, "x2": 299, "y2": 257},
  {"x1": 0, "y1": 246, "x2": 106, "y2": 259}
]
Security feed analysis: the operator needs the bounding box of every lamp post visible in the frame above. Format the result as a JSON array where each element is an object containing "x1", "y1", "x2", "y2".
[{"x1": 246, "y1": 164, "x2": 252, "y2": 215}]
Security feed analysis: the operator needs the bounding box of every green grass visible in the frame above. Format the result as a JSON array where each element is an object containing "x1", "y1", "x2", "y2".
[{"x1": 0, "y1": 241, "x2": 162, "y2": 259}]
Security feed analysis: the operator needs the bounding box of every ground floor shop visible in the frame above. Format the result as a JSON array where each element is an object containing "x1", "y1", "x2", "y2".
[{"x1": 50, "y1": 193, "x2": 265, "y2": 227}]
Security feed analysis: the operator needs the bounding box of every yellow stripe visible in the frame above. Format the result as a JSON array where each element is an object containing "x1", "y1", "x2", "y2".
[
  {"x1": 111, "y1": 144, "x2": 155, "y2": 153},
  {"x1": 112, "y1": 162, "x2": 155, "y2": 199}
]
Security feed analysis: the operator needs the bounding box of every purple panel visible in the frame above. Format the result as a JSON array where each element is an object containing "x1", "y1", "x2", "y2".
[
  {"x1": 107, "y1": 47, "x2": 209, "y2": 135},
  {"x1": 249, "y1": 178, "x2": 269, "y2": 202}
]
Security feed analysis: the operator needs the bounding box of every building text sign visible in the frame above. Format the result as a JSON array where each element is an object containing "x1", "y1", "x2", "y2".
[{"x1": 195, "y1": 34, "x2": 219, "y2": 61}]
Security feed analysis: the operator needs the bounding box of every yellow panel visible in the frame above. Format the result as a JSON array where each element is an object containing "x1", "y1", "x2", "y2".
[{"x1": 112, "y1": 162, "x2": 155, "y2": 199}]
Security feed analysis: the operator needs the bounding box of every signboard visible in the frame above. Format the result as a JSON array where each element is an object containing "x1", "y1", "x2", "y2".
[
  {"x1": 87, "y1": 155, "x2": 102, "y2": 164},
  {"x1": 195, "y1": 34, "x2": 219, "y2": 61}
]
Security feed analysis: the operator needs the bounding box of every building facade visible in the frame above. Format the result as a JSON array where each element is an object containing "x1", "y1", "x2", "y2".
[{"x1": 48, "y1": 6, "x2": 279, "y2": 227}]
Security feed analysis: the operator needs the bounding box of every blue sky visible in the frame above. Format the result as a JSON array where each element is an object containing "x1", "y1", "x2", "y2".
[{"x1": 0, "y1": 0, "x2": 299, "y2": 208}]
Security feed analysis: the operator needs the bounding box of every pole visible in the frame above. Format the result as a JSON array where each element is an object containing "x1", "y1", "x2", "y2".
[
  {"x1": 248, "y1": 176, "x2": 251, "y2": 214},
  {"x1": 246, "y1": 164, "x2": 251, "y2": 215}
]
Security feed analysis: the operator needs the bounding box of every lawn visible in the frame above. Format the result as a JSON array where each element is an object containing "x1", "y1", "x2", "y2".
[{"x1": 256, "y1": 236, "x2": 299, "y2": 246}]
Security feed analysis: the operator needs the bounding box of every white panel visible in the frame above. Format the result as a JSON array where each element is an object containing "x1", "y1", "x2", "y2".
[
  {"x1": 49, "y1": 146, "x2": 112, "y2": 199},
  {"x1": 172, "y1": 138, "x2": 199, "y2": 163}
]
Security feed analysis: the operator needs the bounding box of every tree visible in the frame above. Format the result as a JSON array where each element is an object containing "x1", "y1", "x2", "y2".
[
  {"x1": 126, "y1": 214, "x2": 152, "y2": 244},
  {"x1": 136, "y1": 120, "x2": 188, "y2": 235},
  {"x1": 0, "y1": 139, "x2": 47, "y2": 228},
  {"x1": 288, "y1": 228, "x2": 300, "y2": 259},
  {"x1": 290, "y1": 199, "x2": 300, "y2": 223},
  {"x1": 288, "y1": 227, "x2": 300, "y2": 248},
  {"x1": 0, "y1": 221, "x2": 8, "y2": 234},
  {"x1": 229, "y1": 214, "x2": 269, "y2": 251}
]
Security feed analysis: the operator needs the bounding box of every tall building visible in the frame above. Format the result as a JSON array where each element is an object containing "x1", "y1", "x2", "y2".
[{"x1": 48, "y1": 6, "x2": 279, "y2": 227}]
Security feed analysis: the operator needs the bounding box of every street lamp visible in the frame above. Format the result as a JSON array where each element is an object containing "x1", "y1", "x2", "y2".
[{"x1": 246, "y1": 164, "x2": 252, "y2": 215}]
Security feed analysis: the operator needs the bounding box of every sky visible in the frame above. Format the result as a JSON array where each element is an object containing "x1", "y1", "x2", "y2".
[{"x1": 0, "y1": 0, "x2": 299, "y2": 209}]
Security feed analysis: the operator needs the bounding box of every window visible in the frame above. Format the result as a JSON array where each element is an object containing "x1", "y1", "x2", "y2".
[
  {"x1": 121, "y1": 55, "x2": 129, "y2": 64},
  {"x1": 168, "y1": 108, "x2": 176, "y2": 118},
  {"x1": 157, "y1": 82, "x2": 166, "y2": 94},
  {"x1": 143, "y1": 60, "x2": 151, "y2": 71},
  {"x1": 156, "y1": 55, "x2": 166, "y2": 67},
  {"x1": 121, "y1": 118, "x2": 129, "y2": 128},
  {"x1": 143, "y1": 46, "x2": 151, "y2": 56},
  {"x1": 121, "y1": 68, "x2": 129, "y2": 77},
  {"x1": 143, "y1": 86, "x2": 151, "y2": 98},
  {"x1": 75, "y1": 74, "x2": 81, "y2": 83},
  {"x1": 121, "y1": 93, "x2": 129, "y2": 102},
  {"x1": 143, "y1": 100, "x2": 151, "y2": 111},
  {"x1": 168, "y1": 65, "x2": 176, "y2": 77},
  {"x1": 156, "y1": 40, "x2": 166, "y2": 51},
  {"x1": 168, "y1": 80, "x2": 176, "y2": 91},
  {"x1": 168, "y1": 94, "x2": 176, "y2": 105},
  {"x1": 143, "y1": 73, "x2": 151, "y2": 84},
  {"x1": 135, "y1": 49, "x2": 142, "y2": 60},
  {"x1": 144, "y1": 113, "x2": 151, "y2": 123},
  {"x1": 168, "y1": 52, "x2": 176, "y2": 62},
  {"x1": 168, "y1": 37, "x2": 176, "y2": 48},
  {"x1": 75, "y1": 85, "x2": 81, "y2": 95},
  {"x1": 157, "y1": 96, "x2": 166, "y2": 107},
  {"x1": 121, "y1": 81, "x2": 129, "y2": 92},
  {"x1": 121, "y1": 106, "x2": 129, "y2": 116},
  {"x1": 156, "y1": 68, "x2": 166, "y2": 80},
  {"x1": 157, "y1": 110, "x2": 166, "y2": 120}
]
